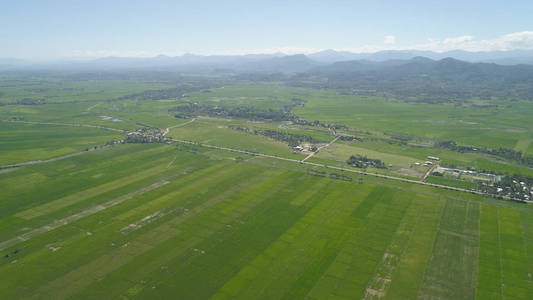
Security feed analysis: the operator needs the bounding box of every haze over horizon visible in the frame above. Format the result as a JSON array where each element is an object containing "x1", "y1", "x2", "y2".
[
  {"x1": 2, "y1": 2, "x2": 533, "y2": 299},
  {"x1": 2, "y1": 0, "x2": 533, "y2": 60}
]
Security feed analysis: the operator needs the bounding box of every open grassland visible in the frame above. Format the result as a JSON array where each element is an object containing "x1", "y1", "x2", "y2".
[{"x1": 0, "y1": 144, "x2": 531, "y2": 299}]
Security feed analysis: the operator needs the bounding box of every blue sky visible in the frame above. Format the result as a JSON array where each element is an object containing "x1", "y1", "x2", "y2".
[{"x1": 2, "y1": 0, "x2": 533, "y2": 59}]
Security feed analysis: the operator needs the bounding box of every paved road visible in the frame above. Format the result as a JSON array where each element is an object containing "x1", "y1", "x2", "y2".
[{"x1": 170, "y1": 138, "x2": 529, "y2": 203}]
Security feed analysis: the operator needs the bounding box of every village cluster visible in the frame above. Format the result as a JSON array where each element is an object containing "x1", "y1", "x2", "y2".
[{"x1": 125, "y1": 128, "x2": 171, "y2": 144}]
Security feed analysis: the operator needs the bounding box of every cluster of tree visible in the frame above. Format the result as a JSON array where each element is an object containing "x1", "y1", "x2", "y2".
[
  {"x1": 229, "y1": 125, "x2": 321, "y2": 147},
  {"x1": 258, "y1": 129, "x2": 321, "y2": 147},
  {"x1": 112, "y1": 87, "x2": 195, "y2": 102},
  {"x1": 291, "y1": 118, "x2": 349, "y2": 131},
  {"x1": 175, "y1": 143, "x2": 204, "y2": 154},
  {"x1": 435, "y1": 140, "x2": 533, "y2": 167},
  {"x1": 347, "y1": 155, "x2": 386, "y2": 169},
  {"x1": 290, "y1": 97, "x2": 306, "y2": 107},
  {"x1": 24, "y1": 88, "x2": 50, "y2": 93},
  {"x1": 105, "y1": 139, "x2": 125, "y2": 146},
  {"x1": 387, "y1": 133, "x2": 412, "y2": 143},
  {"x1": 171, "y1": 103, "x2": 294, "y2": 121},
  {"x1": 124, "y1": 127, "x2": 168, "y2": 144},
  {"x1": 434, "y1": 140, "x2": 472, "y2": 152},
  {"x1": 338, "y1": 135, "x2": 361, "y2": 141},
  {"x1": 504, "y1": 174, "x2": 533, "y2": 186},
  {"x1": 480, "y1": 174, "x2": 533, "y2": 202},
  {"x1": 16, "y1": 98, "x2": 47, "y2": 105},
  {"x1": 306, "y1": 169, "x2": 353, "y2": 181},
  {"x1": 170, "y1": 101, "x2": 350, "y2": 132},
  {"x1": 277, "y1": 98, "x2": 307, "y2": 113},
  {"x1": 307, "y1": 169, "x2": 327, "y2": 177},
  {"x1": 329, "y1": 172, "x2": 353, "y2": 181},
  {"x1": 125, "y1": 135, "x2": 167, "y2": 144}
]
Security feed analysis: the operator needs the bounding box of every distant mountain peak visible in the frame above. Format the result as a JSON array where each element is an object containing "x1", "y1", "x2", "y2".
[{"x1": 411, "y1": 56, "x2": 434, "y2": 62}]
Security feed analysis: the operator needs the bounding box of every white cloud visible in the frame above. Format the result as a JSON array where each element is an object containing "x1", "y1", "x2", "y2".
[
  {"x1": 411, "y1": 31, "x2": 533, "y2": 52},
  {"x1": 384, "y1": 35, "x2": 396, "y2": 44},
  {"x1": 497, "y1": 31, "x2": 533, "y2": 49},
  {"x1": 244, "y1": 31, "x2": 533, "y2": 54},
  {"x1": 443, "y1": 35, "x2": 474, "y2": 45},
  {"x1": 339, "y1": 31, "x2": 533, "y2": 54},
  {"x1": 68, "y1": 31, "x2": 533, "y2": 58}
]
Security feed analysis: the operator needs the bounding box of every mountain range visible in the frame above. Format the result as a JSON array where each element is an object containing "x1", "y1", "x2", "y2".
[
  {"x1": 3, "y1": 49, "x2": 533, "y2": 72},
  {"x1": 2, "y1": 51, "x2": 533, "y2": 102}
]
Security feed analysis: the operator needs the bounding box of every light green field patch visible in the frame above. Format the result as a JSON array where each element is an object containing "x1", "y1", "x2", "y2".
[
  {"x1": 476, "y1": 205, "x2": 503, "y2": 299},
  {"x1": 0, "y1": 122, "x2": 121, "y2": 165},
  {"x1": 418, "y1": 200, "x2": 480, "y2": 300},
  {"x1": 362, "y1": 194, "x2": 427, "y2": 299},
  {"x1": 113, "y1": 161, "x2": 233, "y2": 221},
  {"x1": 15, "y1": 163, "x2": 170, "y2": 220},
  {"x1": 498, "y1": 207, "x2": 532, "y2": 299},
  {"x1": 385, "y1": 194, "x2": 446, "y2": 299},
  {"x1": 1, "y1": 80, "x2": 533, "y2": 299},
  {"x1": 307, "y1": 188, "x2": 413, "y2": 299},
  {"x1": 514, "y1": 138, "x2": 532, "y2": 154},
  {"x1": 212, "y1": 183, "x2": 373, "y2": 299},
  {"x1": 168, "y1": 118, "x2": 298, "y2": 159},
  {"x1": 289, "y1": 177, "x2": 329, "y2": 206},
  {"x1": 316, "y1": 141, "x2": 419, "y2": 169}
]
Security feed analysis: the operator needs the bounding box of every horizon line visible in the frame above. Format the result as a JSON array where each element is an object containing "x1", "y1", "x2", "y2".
[{"x1": 4, "y1": 47, "x2": 533, "y2": 62}]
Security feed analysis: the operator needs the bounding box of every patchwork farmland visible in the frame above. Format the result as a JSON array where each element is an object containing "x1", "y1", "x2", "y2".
[
  {"x1": 0, "y1": 71, "x2": 532, "y2": 299},
  {"x1": 1, "y1": 144, "x2": 531, "y2": 299}
]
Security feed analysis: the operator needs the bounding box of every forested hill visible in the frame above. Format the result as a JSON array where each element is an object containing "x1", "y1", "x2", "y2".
[
  {"x1": 4, "y1": 54, "x2": 533, "y2": 102},
  {"x1": 291, "y1": 57, "x2": 533, "y2": 102}
]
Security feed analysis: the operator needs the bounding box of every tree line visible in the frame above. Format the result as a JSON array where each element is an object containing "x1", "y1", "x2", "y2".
[
  {"x1": 347, "y1": 155, "x2": 386, "y2": 169},
  {"x1": 229, "y1": 125, "x2": 322, "y2": 147}
]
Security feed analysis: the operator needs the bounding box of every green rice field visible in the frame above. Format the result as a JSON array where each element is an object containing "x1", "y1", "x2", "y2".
[
  {"x1": 1, "y1": 78, "x2": 532, "y2": 299},
  {"x1": 0, "y1": 144, "x2": 531, "y2": 299}
]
